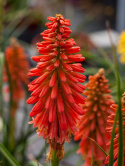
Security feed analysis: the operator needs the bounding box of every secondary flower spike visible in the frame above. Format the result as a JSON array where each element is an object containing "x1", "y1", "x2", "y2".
[
  {"x1": 5, "y1": 38, "x2": 29, "y2": 103},
  {"x1": 27, "y1": 14, "x2": 86, "y2": 159},
  {"x1": 105, "y1": 93, "x2": 125, "y2": 166},
  {"x1": 74, "y1": 68, "x2": 114, "y2": 166}
]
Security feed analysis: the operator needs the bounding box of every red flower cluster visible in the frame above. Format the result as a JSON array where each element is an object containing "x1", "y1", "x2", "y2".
[
  {"x1": 5, "y1": 38, "x2": 29, "y2": 102},
  {"x1": 105, "y1": 93, "x2": 125, "y2": 166},
  {"x1": 27, "y1": 14, "x2": 86, "y2": 154},
  {"x1": 74, "y1": 69, "x2": 114, "y2": 166}
]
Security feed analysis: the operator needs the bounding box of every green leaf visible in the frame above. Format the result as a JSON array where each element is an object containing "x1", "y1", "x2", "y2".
[
  {"x1": 108, "y1": 110, "x2": 119, "y2": 166},
  {"x1": 82, "y1": 134, "x2": 108, "y2": 157},
  {"x1": 106, "y1": 22, "x2": 124, "y2": 166},
  {"x1": 0, "y1": 143, "x2": 21, "y2": 166}
]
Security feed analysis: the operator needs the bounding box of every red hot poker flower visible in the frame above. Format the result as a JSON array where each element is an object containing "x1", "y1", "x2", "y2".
[
  {"x1": 5, "y1": 38, "x2": 29, "y2": 104},
  {"x1": 74, "y1": 68, "x2": 114, "y2": 166},
  {"x1": 4, "y1": 38, "x2": 29, "y2": 151},
  {"x1": 105, "y1": 93, "x2": 125, "y2": 166},
  {"x1": 27, "y1": 14, "x2": 86, "y2": 159}
]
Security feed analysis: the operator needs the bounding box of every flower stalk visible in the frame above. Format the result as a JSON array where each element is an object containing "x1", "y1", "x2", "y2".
[{"x1": 51, "y1": 150, "x2": 59, "y2": 166}]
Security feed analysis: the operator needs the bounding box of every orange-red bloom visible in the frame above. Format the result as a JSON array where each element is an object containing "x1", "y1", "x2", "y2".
[
  {"x1": 74, "y1": 69, "x2": 114, "y2": 166},
  {"x1": 5, "y1": 38, "x2": 29, "y2": 103},
  {"x1": 105, "y1": 93, "x2": 125, "y2": 166},
  {"x1": 27, "y1": 14, "x2": 86, "y2": 154}
]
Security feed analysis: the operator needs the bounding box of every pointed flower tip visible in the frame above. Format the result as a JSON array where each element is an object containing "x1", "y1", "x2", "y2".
[
  {"x1": 97, "y1": 68, "x2": 105, "y2": 75},
  {"x1": 10, "y1": 37, "x2": 19, "y2": 47},
  {"x1": 56, "y1": 14, "x2": 63, "y2": 18}
]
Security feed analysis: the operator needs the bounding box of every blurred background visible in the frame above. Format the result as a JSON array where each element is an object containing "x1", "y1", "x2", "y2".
[
  {"x1": 3, "y1": 0, "x2": 124, "y2": 46},
  {"x1": 0, "y1": 0, "x2": 125, "y2": 166}
]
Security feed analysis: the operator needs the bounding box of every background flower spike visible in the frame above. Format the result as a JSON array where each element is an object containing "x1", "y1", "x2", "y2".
[{"x1": 74, "y1": 68, "x2": 114, "y2": 166}]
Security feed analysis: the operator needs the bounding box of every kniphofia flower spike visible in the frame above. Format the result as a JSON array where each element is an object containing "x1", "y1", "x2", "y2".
[
  {"x1": 74, "y1": 68, "x2": 114, "y2": 166},
  {"x1": 105, "y1": 93, "x2": 125, "y2": 166},
  {"x1": 27, "y1": 14, "x2": 86, "y2": 159},
  {"x1": 4, "y1": 38, "x2": 29, "y2": 151},
  {"x1": 5, "y1": 38, "x2": 29, "y2": 104}
]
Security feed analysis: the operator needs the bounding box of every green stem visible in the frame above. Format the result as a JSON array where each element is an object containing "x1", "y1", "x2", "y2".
[
  {"x1": 9, "y1": 109, "x2": 16, "y2": 151},
  {"x1": 106, "y1": 21, "x2": 124, "y2": 166},
  {"x1": 51, "y1": 150, "x2": 59, "y2": 166},
  {"x1": 4, "y1": 58, "x2": 15, "y2": 152}
]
